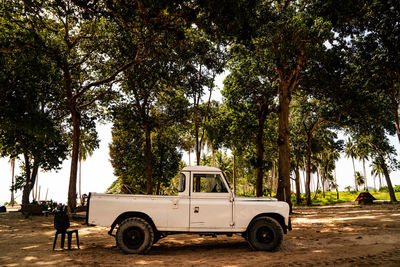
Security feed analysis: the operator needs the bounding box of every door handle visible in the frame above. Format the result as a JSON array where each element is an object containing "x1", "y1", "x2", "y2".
[{"x1": 194, "y1": 207, "x2": 199, "y2": 213}]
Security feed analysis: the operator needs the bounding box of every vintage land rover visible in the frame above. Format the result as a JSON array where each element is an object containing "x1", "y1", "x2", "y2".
[{"x1": 87, "y1": 166, "x2": 291, "y2": 254}]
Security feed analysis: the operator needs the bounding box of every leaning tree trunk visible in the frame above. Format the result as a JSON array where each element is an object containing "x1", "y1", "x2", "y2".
[
  {"x1": 379, "y1": 155, "x2": 397, "y2": 202},
  {"x1": 276, "y1": 86, "x2": 292, "y2": 208},
  {"x1": 390, "y1": 85, "x2": 400, "y2": 145}
]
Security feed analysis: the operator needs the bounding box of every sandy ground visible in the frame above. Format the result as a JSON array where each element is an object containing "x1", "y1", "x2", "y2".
[{"x1": 0, "y1": 203, "x2": 399, "y2": 267}]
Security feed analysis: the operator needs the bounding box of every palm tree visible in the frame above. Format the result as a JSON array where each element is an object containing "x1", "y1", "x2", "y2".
[
  {"x1": 344, "y1": 138, "x2": 358, "y2": 191},
  {"x1": 355, "y1": 171, "x2": 365, "y2": 190},
  {"x1": 356, "y1": 142, "x2": 370, "y2": 190},
  {"x1": 320, "y1": 146, "x2": 340, "y2": 198},
  {"x1": 370, "y1": 158, "x2": 384, "y2": 191}
]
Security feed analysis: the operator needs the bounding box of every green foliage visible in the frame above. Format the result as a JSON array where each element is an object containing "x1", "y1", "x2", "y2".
[
  {"x1": 1, "y1": 4, "x2": 69, "y2": 203},
  {"x1": 292, "y1": 191, "x2": 400, "y2": 206},
  {"x1": 108, "y1": 98, "x2": 184, "y2": 194},
  {"x1": 394, "y1": 185, "x2": 400, "y2": 193},
  {"x1": 379, "y1": 186, "x2": 389, "y2": 192}
]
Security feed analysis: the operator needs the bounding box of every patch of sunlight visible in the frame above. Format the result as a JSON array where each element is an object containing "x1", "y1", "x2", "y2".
[
  {"x1": 24, "y1": 256, "x2": 38, "y2": 261},
  {"x1": 379, "y1": 218, "x2": 395, "y2": 222},
  {"x1": 135, "y1": 260, "x2": 164, "y2": 265},
  {"x1": 312, "y1": 250, "x2": 324, "y2": 253},
  {"x1": 295, "y1": 215, "x2": 376, "y2": 224},
  {"x1": 45, "y1": 230, "x2": 57, "y2": 235},
  {"x1": 36, "y1": 260, "x2": 66, "y2": 265},
  {"x1": 390, "y1": 213, "x2": 400, "y2": 217},
  {"x1": 22, "y1": 245, "x2": 39, "y2": 250}
]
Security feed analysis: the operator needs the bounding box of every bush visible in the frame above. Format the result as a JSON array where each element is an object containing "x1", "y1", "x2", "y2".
[
  {"x1": 379, "y1": 186, "x2": 389, "y2": 192},
  {"x1": 3, "y1": 201, "x2": 18, "y2": 206},
  {"x1": 394, "y1": 185, "x2": 400, "y2": 192}
]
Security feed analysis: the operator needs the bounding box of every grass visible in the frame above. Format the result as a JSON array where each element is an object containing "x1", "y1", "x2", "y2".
[{"x1": 290, "y1": 191, "x2": 400, "y2": 206}]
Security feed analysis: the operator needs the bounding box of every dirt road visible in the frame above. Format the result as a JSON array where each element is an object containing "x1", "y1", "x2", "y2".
[{"x1": 1, "y1": 203, "x2": 399, "y2": 266}]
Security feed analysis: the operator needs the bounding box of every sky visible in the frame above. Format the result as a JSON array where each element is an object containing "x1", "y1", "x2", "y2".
[{"x1": 1, "y1": 75, "x2": 400, "y2": 205}]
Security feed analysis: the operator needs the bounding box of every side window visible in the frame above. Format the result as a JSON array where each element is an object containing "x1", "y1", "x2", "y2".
[
  {"x1": 193, "y1": 174, "x2": 228, "y2": 193},
  {"x1": 179, "y1": 173, "x2": 186, "y2": 192}
]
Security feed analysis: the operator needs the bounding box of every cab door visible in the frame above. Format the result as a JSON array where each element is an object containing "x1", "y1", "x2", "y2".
[
  {"x1": 166, "y1": 172, "x2": 190, "y2": 231},
  {"x1": 189, "y1": 172, "x2": 233, "y2": 230}
]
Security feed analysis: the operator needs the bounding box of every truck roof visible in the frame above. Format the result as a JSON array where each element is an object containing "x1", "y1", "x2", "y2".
[{"x1": 182, "y1": 166, "x2": 221, "y2": 172}]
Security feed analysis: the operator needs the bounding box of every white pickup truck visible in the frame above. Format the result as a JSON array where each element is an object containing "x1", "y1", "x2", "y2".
[{"x1": 86, "y1": 166, "x2": 291, "y2": 254}]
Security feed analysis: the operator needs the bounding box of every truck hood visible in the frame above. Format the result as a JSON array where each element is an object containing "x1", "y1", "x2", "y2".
[{"x1": 235, "y1": 197, "x2": 278, "y2": 202}]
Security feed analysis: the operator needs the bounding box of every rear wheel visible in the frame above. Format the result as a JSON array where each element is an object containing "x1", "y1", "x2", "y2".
[
  {"x1": 116, "y1": 217, "x2": 154, "y2": 254},
  {"x1": 247, "y1": 217, "x2": 283, "y2": 251}
]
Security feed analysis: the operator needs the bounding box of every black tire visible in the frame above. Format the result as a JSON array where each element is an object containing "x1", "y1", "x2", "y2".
[
  {"x1": 247, "y1": 217, "x2": 283, "y2": 251},
  {"x1": 116, "y1": 217, "x2": 154, "y2": 254}
]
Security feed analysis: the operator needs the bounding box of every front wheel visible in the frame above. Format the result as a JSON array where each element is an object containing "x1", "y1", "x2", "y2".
[
  {"x1": 116, "y1": 217, "x2": 154, "y2": 254},
  {"x1": 247, "y1": 217, "x2": 283, "y2": 251}
]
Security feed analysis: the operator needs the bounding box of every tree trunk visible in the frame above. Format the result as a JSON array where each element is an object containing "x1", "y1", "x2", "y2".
[
  {"x1": 256, "y1": 115, "x2": 266, "y2": 197},
  {"x1": 188, "y1": 148, "x2": 191, "y2": 166},
  {"x1": 22, "y1": 154, "x2": 39, "y2": 205},
  {"x1": 335, "y1": 168, "x2": 339, "y2": 200},
  {"x1": 294, "y1": 157, "x2": 301, "y2": 204},
  {"x1": 305, "y1": 137, "x2": 312, "y2": 205},
  {"x1": 233, "y1": 152, "x2": 236, "y2": 195},
  {"x1": 22, "y1": 151, "x2": 32, "y2": 205},
  {"x1": 351, "y1": 157, "x2": 357, "y2": 191},
  {"x1": 156, "y1": 181, "x2": 161, "y2": 195},
  {"x1": 212, "y1": 146, "x2": 216, "y2": 167},
  {"x1": 277, "y1": 86, "x2": 292, "y2": 208},
  {"x1": 144, "y1": 124, "x2": 153, "y2": 194},
  {"x1": 373, "y1": 174, "x2": 376, "y2": 192},
  {"x1": 10, "y1": 158, "x2": 15, "y2": 206},
  {"x1": 79, "y1": 154, "x2": 82, "y2": 204},
  {"x1": 379, "y1": 155, "x2": 397, "y2": 202},
  {"x1": 322, "y1": 169, "x2": 325, "y2": 198},
  {"x1": 390, "y1": 85, "x2": 400, "y2": 145},
  {"x1": 363, "y1": 158, "x2": 367, "y2": 190},
  {"x1": 313, "y1": 168, "x2": 320, "y2": 200},
  {"x1": 35, "y1": 171, "x2": 38, "y2": 201},
  {"x1": 68, "y1": 107, "x2": 81, "y2": 212}
]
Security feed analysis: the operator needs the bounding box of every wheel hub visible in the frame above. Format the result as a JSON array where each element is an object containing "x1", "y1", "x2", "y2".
[
  {"x1": 123, "y1": 227, "x2": 144, "y2": 249},
  {"x1": 256, "y1": 226, "x2": 274, "y2": 244}
]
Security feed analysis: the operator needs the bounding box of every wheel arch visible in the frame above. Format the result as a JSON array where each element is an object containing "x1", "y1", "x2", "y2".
[
  {"x1": 247, "y1": 213, "x2": 288, "y2": 234},
  {"x1": 109, "y1": 211, "x2": 157, "y2": 236}
]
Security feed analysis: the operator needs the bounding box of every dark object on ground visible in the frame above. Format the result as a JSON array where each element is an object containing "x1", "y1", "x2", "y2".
[
  {"x1": 355, "y1": 192, "x2": 376, "y2": 204},
  {"x1": 53, "y1": 208, "x2": 80, "y2": 250},
  {"x1": 0, "y1": 206, "x2": 6, "y2": 212},
  {"x1": 74, "y1": 206, "x2": 87, "y2": 213},
  {"x1": 21, "y1": 204, "x2": 45, "y2": 218}
]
